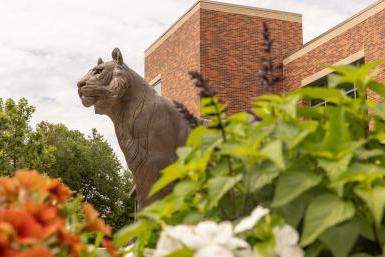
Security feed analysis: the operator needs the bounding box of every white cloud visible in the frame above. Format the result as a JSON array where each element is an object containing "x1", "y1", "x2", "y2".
[{"x1": 0, "y1": 0, "x2": 374, "y2": 167}]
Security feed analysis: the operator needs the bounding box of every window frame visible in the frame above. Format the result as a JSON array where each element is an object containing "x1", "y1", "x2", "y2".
[{"x1": 305, "y1": 58, "x2": 364, "y2": 107}]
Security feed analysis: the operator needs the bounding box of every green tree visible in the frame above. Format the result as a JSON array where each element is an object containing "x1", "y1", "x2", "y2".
[
  {"x1": 0, "y1": 98, "x2": 55, "y2": 175},
  {"x1": 0, "y1": 98, "x2": 134, "y2": 231},
  {"x1": 37, "y1": 122, "x2": 135, "y2": 231}
]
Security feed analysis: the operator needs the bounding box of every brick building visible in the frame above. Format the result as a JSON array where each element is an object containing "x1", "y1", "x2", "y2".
[{"x1": 145, "y1": 0, "x2": 385, "y2": 114}]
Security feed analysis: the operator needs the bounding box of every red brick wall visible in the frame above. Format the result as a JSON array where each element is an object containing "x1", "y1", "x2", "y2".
[
  {"x1": 283, "y1": 8, "x2": 385, "y2": 102},
  {"x1": 200, "y1": 9, "x2": 303, "y2": 114},
  {"x1": 145, "y1": 11, "x2": 201, "y2": 114},
  {"x1": 145, "y1": 7, "x2": 302, "y2": 115}
]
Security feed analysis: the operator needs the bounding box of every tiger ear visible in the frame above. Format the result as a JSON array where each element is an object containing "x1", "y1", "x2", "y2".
[
  {"x1": 112, "y1": 48, "x2": 123, "y2": 65},
  {"x1": 97, "y1": 57, "x2": 104, "y2": 65}
]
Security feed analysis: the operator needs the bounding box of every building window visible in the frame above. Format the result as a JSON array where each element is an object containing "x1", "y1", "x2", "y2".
[
  {"x1": 153, "y1": 80, "x2": 162, "y2": 95},
  {"x1": 306, "y1": 58, "x2": 364, "y2": 107}
]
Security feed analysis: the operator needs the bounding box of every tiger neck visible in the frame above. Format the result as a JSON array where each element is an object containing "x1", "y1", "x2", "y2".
[{"x1": 109, "y1": 79, "x2": 157, "y2": 172}]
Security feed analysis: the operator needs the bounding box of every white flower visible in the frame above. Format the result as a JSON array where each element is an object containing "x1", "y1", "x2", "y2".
[
  {"x1": 165, "y1": 225, "x2": 205, "y2": 249},
  {"x1": 153, "y1": 221, "x2": 252, "y2": 257},
  {"x1": 195, "y1": 245, "x2": 234, "y2": 257},
  {"x1": 151, "y1": 229, "x2": 183, "y2": 257},
  {"x1": 234, "y1": 206, "x2": 270, "y2": 233},
  {"x1": 273, "y1": 225, "x2": 304, "y2": 257}
]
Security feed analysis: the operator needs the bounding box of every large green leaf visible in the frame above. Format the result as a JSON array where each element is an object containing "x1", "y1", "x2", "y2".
[
  {"x1": 207, "y1": 174, "x2": 242, "y2": 209},
  {"x1": 373, "y1": 102, "x2": 385, "y2": 121},
  {"x1": 354, "y1": 185, "x2": 385, "y2": 227},
  {"x1": 276, "y1": 189, "x2": 319, "y2": 228},
  {"x1": 319, "y1": 221, "x2": 359, "y2": 257},
  {"x1": 333, "y1": 163, "x2": 385, "y2": 185},
  {"x1": 272, "y1": 169, "x2": 322, "y2": 207},
  {"x1": 247, "y1": 162, "x2": 280, "y2": 192},
  {"x1": 291, "y1": 87, "x2": 348, "y2": 104},
  {"x1": 301, "y1": 193, "x2": 355, "y2": 246},
  {"x1": 150, "y1": 164, "x2": 187, "y2": 196},
  {"x1": 304, "y1": 107, "x2": 359, "y2": 159},
  {"x1": 368, "y1": 81, "x2": 385, "y2": 99},
  {"x1": 261, "y1": 140, "x2": 285, "y2": 169},
  {"x1": 113, "y1": 220, "x2": 153, "y2": 248},
  {"x1": 274, "y1": 121, "x2": 317, "y2": 149},
  {"x1": 317, "y1": 154, "x2": 352, "y2": 181}
]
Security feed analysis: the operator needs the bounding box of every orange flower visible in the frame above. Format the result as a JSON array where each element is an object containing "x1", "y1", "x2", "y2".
[
  {"x1": 0, "y1": 222, "x2": 15, "y2": 248},
  {"x1": 0, "y1": 177, "x2": 20, "y2": 201},
  {"x1": 1, "y1": 247, "x2": 18, "y2": 257},
  {"x1": 58, "y1": 228, "x2": 86, "y2": 257},
  {"x1": 83, "y1": 203, "x2": 111, "y2": 236},
  {"x1": 24, "y1": 202, "x2": 64, "y2": 237},
  {"x1": 15, "y1": 170, "x2": 49, "y2": 194},
  {"x1": 102, "y1": 239, "x2": 123, "y2": 257},
  {"x1": 47, "y1": 178, "x2": 70, "y2": 203},
  {"x1": 13, "y1": 247, "x2": 54, "y2": 257},
  {"x1": 0, "y1": 208, "x2": 45, "y2": 244}
]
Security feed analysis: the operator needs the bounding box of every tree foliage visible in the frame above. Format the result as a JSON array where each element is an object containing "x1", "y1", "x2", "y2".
[
  {"x1": 116, "y1": 62, "x2": 385, "y2": 257},
  {"x1": 0, "y1": 98, "x2": 55, "y2": 174},
  {"x1": 0, "y1": 98, "x2": 134, "y2": 231}
]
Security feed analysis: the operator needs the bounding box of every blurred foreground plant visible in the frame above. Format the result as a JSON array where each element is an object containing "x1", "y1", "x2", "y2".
[{"x1": 0, "y1": 170, "x2": 121, "y2": 257}]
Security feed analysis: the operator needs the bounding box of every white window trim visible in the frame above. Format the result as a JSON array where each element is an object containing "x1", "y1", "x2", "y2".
[{"x1": 300, "y1": 50, "x2": 365, "y2": 87}]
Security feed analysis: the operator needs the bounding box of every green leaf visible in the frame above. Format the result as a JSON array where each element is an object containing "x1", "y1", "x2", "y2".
[
  {"x1": 261, "y1": 140, "x2": 285, "y2": 169},
  {"x1": 291, "y1": 87, "x2": 348, "y2": 104},
  {"x1": 301, "y1": 193, "x2": 355, "y2": 246},
  {"x1": 207, "y1": 174, "x2": 242, "y2": 209},
  {"x1": 355, "y1": 148, "x2": 384, "y2": 160},
  {"x1": 304, "y1": 107, "x2": 354, "y2": 159},
  {"x1": 272, "y1": 169, "x2": 322, "y2": 207},
  {"x1": 305, "y1": 241, "x2": 325, "y2": 257},
  {"x1": 113, "y1": 220, "x2": 153, "y2": 248},
  {"x1": 373, "y1": 102, "x2": 385, "y2": 121},
  {"x1": 368, "y1": 81, "x2": 385, "y2": 98},
  {"x1": 319, "y1": 221, "x2": 359, "y2": 257},
  {"x1": 334, "y1": 163, "x2": 385, "y2": 185},
  {"x1": 276, "y1": 189, "x2": 318, "y2": 228},
  {"x1": 354, "y1": 185, "x2": 385, "y2": 227},
  {"x1": 173, "y1": 180, "x2": 198, "y2": 197},
  {"x1": 317, "y1": 154, "x2": 352, "y2": 180},
  {"x1": 150, "y1": 164, "x2": 187, "y2": 196},
  {"x1": 274, "y1": 122, "x2": 303, "y2": 149},
  {"x1": 165, "y1": 248, "x2": 194, "y2": 257},
  {"x1": 248, "y1": 164, "x2": 280, "y2": 193},
  {"x1": 177, "y1": 147, "x2": 193, "y2": 162}
]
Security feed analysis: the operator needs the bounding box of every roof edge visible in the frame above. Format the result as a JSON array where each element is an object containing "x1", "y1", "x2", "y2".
[
  {"x1": 284, "y1": 0, "x2": 385, "y2": 65},
  {"x1": 145, "y1": 0, "x2": 302, "y2": 57}
]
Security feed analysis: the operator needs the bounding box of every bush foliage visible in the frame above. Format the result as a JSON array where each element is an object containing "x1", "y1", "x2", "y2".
[
  {"x1": 115, "y1": 62, "x2": 385, "y2": 257},
  {"x1": 0, "y1": 170, "x2": 120, "y2": 257}
]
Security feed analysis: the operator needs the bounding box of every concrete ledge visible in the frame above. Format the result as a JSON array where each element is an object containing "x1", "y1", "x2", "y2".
[
  {"x1": 149, "y1": 74, "x2": 161, "y2": 86},
  {"x1": 301, "y1": 49, "x2": 365, "y2": 87},
  {"x1": 145, "y1": 0, "x2": 302, "y2": 57},
  {"x1": 284, "y1": 0, "x2": 385, "y2": 65},
  {"x1": 200, "y1": 0, "x2": 302, "y2": 23}
]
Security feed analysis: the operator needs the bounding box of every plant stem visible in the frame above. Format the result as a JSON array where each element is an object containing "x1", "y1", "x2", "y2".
[
  {"x1": 211, "y1": 98, "x2": 237, "y2": 218},
  {"x1": 372, "y1": 223, "x2": 382, "y2": 254}
]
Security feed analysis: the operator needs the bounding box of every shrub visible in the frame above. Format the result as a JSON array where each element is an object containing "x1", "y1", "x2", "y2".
[
  {"x1": 0, "y1": 170, "x2": 121, "y2": 257},
  {"x1": 114, "y1": 62, "x2": 385, "y2": 257}
]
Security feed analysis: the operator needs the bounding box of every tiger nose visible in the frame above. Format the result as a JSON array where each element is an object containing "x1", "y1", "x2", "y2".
[{"x1": 77, "y1": 81, "x2": 86, "y2": 88}]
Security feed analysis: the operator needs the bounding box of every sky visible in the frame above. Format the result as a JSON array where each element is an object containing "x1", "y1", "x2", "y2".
[{"x1": 0, "y1": 0, "x2": 374, "y2": 167}]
